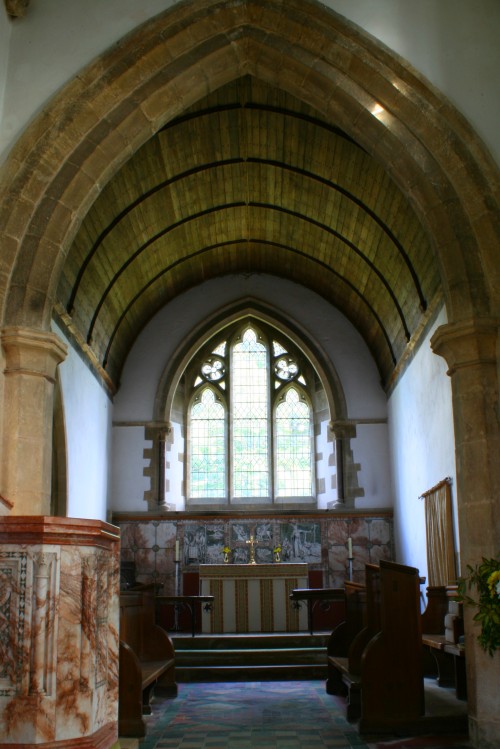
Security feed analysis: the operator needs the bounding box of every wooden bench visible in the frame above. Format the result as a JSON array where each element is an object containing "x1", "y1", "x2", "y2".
[
  {"x1": 327, "y1": 564, "x2": 381, "y2": 721},
  {"x1": 421, "y1": 584, "x2": 466, "y2": 699},
  {"x1": 358, "y1": 560, "x2": 423, "y2": 733},
  {"x1": 326, "y1": 580, "x2": 366, "y2": 696},
  {"x1": 328, "y1": 561, "x2": 425, "y2": 732},
  {"x1": 119, "y1": 587, "x2": 177, "y2": 737}
]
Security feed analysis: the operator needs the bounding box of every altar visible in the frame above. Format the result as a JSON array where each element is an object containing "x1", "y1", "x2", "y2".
[{"x1": 199, "y1": 563, "x2": 309, "y2": 633}]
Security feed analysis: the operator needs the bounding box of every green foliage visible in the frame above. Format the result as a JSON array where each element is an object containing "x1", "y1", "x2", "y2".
[{"x1": 457, "y1": 556, "x2": 500, "y2": 656}]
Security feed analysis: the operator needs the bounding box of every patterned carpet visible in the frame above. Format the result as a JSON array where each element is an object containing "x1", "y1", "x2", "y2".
[{"x1": 134, "y1": 681, "x2": 471, "y2": 749}]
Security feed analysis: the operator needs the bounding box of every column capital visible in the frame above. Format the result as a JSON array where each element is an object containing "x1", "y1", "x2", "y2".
[
  {"x1": 430, "y1": 317, "x2": 499, "y2": 376},
  {"x1": 329, "y1": 419, "x2": 357, "y2": 439},
  {"x1": 1, "y1": 326, "x2": 67, "y2": 383}
]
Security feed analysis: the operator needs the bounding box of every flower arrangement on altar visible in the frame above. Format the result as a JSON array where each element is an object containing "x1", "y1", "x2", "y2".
[
  {"x1": 457, "y1": 556, "x2": 500, "y2": 656},
  {"x1": 222, "y1": 545, "x2": 231, "y2": 563},
  {"x1": 273, "y1": 544, "x2": 282, "y2": 562}
]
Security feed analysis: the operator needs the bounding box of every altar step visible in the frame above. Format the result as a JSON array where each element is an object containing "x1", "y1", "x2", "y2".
[{"x1": 172, "y1": 632, "x2": 330, "y2": 682}]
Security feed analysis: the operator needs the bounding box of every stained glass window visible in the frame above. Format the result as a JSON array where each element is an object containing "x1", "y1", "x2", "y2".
[
  {"x1": 275, "y1": 388, "x2": 313, "y2": 496},
  {"x1": 232, "y1": 329, "x2": 269, "y2": 497},
  {"x1": 189, "y1": 388, "x2": 225, "y2": 498},
  {"x1": 187, "y1": 321, "x2": 314, "y2": 503}
]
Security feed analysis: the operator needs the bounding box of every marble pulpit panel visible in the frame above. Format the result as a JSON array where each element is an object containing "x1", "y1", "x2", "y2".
[
  {"x1": 0, "y1": 517, "x2": 120, "y2": 748},
  {"x1": 199, "y1": 563, "x2": 308, "y2": 633}
]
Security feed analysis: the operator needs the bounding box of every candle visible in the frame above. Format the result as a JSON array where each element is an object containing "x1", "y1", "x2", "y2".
[
  {"x1": 175, "y1": 540, "x2": 180, "y2": 561},
  {"x1": 347, "y1": 537, "x2": 352, "y2": 557}
]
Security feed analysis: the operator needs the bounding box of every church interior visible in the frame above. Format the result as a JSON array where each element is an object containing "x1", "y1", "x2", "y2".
[{"x1": 0, "y1": 1, "x2": 499, "y2": 748}]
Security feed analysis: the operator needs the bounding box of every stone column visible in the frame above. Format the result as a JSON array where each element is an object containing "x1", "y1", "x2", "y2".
[
  {"x1": 143, "y1": 421, "x2": 173, "y2": 511},
  {"x1": 327, "y1": 420, "x2": 361, "y2": 509},
  {"x1": 1, "y1": 327, "x2": 67, "y2": 515},
  {"x1": 431, "y1": 317, "x2": 500, "y2": 749}
]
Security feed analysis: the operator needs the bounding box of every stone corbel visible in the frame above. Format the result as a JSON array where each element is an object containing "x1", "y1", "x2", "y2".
[
  {"x1": 329, "y1": 419, "x2": 357, "y2": 440},
  {"x1": 4, "y1": 0, "x2": 30, "y2": 18}
]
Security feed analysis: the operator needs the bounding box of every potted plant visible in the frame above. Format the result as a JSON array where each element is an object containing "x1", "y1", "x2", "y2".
[{"x1": 457, "y1": 556, "x2": 500, "y2": 656}]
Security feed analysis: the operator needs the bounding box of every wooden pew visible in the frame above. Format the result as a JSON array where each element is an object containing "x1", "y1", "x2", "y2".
[
  {"x1": 119, "y1": 587, "x2": 177, "y2": 737},
  {"x1": 328, "y1": 561, "x2": 425, "y2": 732},
  {"x1": 326, "y1": 564, "x2": 381, "y2": 720},
  {"x1": 358, "y1": 560, "x2": 424, "y2": 733},
  {"x1": 326, "y1": 580, "x2": 366, "y2": 695},
  {"x1": 421, "y1": 584, "x2": 466, "y2": 699}
]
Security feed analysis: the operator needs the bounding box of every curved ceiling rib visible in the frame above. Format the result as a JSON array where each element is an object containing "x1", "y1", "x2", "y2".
[
  {"x1": 67, "y1": 121, "x2": 427, "y2": 315},
  {"x1": 102, "y1": 238, "x2": 398, "y2": 370},
  {"x1": 58, "y1": 76, "x2": 440, "y2": 387},
  {"x1": 85, "y1": 200, "x2": 412, "y2": 346}
]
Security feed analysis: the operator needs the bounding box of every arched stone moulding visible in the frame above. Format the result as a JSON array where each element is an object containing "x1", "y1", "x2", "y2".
[{"x1": 0, "y1": 0, "x2": 498, "y2": 341}]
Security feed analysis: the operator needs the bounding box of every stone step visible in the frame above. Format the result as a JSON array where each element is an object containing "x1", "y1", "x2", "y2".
[
  {"x1": 171, "y1": 632, "x2": 329, "y2": 682},
  {"x1": 175, "y1": 646, "x2": 327, "y2": 666},
  {"x1": 176, "y1": 663, "x2": 327, "y2": 682},
  {"x1": 172, "y1": 632, "x2": 330, "y2": 650}
]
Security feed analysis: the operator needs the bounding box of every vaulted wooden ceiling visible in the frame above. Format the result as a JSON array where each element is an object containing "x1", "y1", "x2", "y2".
[{"x1": 57, "y1": 76, "x2": 440, "y2": 389}]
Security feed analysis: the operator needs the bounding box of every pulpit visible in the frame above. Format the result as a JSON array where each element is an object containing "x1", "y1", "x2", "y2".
[{"x1": 199, "y1": 563, "x2": 308, "y2": 633}]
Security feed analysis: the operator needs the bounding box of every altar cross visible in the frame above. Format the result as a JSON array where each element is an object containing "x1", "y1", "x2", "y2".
[{"x1": 246, "y1": 534, "x2": 258, "y2": 565}]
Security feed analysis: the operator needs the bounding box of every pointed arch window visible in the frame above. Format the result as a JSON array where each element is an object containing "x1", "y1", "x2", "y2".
[
  {"x1": 187, "y1": 321, "x2": 314, "y2": 506},
  {"x1": 275, "y1": 387, "x2": 313, "y2": 497},
  {"x1": 190, "y1": 388, "x2": 226, "y2": 498}
]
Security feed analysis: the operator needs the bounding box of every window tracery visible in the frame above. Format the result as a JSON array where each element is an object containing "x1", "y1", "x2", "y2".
[{"x1": 186, "y1": 320, "x2": 315, "y2": 506}]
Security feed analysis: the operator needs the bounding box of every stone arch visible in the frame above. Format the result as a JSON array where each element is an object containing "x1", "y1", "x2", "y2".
[
  {"x1": 0, "y1": 3, "x2": 498, "y2": 741},
  {"x1": 0, "y1": 0, "x2": 498, "y2": 336}
]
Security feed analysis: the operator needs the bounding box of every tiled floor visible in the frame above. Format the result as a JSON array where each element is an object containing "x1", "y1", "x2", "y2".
[{"x1": 129, "y1": 680, "x2": 471, "y2": 749}]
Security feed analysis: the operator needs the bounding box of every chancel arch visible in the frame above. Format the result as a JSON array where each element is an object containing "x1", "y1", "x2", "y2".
[{"x1": 0, "y1": 1, "x2": 498, "y2": 746}]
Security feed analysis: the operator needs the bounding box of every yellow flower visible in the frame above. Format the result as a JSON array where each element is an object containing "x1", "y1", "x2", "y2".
[
  {"x1": 487, "y1": 570, "x2": 500, "y2": 597},
  {"x1": 222, "y1": 546, "x2": 231, "y2": 554}
]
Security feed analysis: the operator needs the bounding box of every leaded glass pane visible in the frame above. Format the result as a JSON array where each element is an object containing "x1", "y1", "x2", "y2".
[
  {"x1": 190, "y1": 388, "x2": 225, "y2": 498},
  {"x1": 273, "y1": 341, "x2": 287, "y2": 356},
  {"x1": 274, "y1": 356, "x2": 299, "y2": 380},
  {"x1": 232, "y1": 328, "x2": 269, "y2": 497},
  {"x1": 275, "y1": 388, "x2": 312, "y2": 496},
  {"x1": 213, "y1": 342, "x2": 226, "y2": 356},
  {"x1": 201, "y1": 356, "x2": 225, "y2": 381}
]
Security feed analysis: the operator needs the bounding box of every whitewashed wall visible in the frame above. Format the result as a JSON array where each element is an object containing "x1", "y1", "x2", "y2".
[
  {"x1": 1, "y1": 0, "x2": 499, "y2": 166},
  {"x1": 388, "y1": 306, "x2": 457, "y2": 584},
  {"x1": 111, "y1": 274, "x2": 392, "y2": 512},
  {"x1": 52, "y1": 322, "x2": 113, "y2": 521}
]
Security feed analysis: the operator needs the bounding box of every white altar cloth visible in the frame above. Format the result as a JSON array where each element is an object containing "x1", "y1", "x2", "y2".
[{"x1": 199, "y1": 563, "x2": 308, "y2": 633}]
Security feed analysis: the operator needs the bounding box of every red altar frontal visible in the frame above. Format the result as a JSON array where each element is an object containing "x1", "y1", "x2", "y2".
[{"x1": 199, "y1": 563, "x2": 309, "y2": 633}]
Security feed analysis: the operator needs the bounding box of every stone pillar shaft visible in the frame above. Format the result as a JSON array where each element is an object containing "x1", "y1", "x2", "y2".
[
  {"x1": 431, "y1": 318, "x2": 500, "y2": 748},
  {"x1": 1, "y1": 327, "x2": 67, "y2": 515}
]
